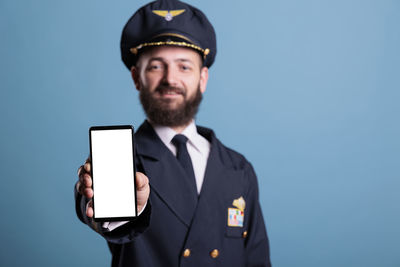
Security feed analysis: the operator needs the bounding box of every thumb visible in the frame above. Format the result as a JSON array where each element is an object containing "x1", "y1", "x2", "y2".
[{"x1": 136, "y1": 172, "x2": 149, "y2": 190}]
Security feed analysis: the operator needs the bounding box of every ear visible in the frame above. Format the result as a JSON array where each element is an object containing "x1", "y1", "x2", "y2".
[
  {"x1": 199, "y1": 66, "x2": 209, "y2": 94},
  {"x1": 131, "y1": 66, "x2": 141, "y2": 91}
]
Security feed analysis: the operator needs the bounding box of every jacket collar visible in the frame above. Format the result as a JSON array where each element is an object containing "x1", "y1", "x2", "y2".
[
  {"x1": 135, "y1": 120, "x2": 217, "y2": 161},
  {"x1": 135, "y1": 120, "x2": 170, "y2": 161},
  {"x1": 135, "y1": 120, "x2": 229, "y2": 227}
]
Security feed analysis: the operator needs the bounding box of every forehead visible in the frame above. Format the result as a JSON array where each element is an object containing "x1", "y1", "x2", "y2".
[{"x1": 137, "y1": 46, "x2": 203, "y2": 65}]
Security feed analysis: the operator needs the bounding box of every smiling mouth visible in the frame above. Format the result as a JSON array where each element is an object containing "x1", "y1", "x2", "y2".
[{"x1": 156, "y1": 87, "x2": 185, "y2": 97}]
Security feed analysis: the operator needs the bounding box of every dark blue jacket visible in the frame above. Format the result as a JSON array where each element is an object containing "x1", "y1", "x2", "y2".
[{"x1": 75, "y1": 121, "x2": 271, "y2": 266}]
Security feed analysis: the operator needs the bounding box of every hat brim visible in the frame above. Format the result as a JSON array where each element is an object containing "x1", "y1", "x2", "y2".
[{"x1": 129, "y1": 33, "x2": 210, "y2": 61}]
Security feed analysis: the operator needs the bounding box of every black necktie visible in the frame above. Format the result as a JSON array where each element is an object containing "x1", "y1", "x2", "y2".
[{"x1": 172, "y1": 134, "x2": 198, "y2": 198}]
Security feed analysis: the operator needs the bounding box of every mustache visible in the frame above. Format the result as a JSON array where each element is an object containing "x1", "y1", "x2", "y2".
[{"x1": 155, "y1": 85, "x2": 186, "y2": 96}]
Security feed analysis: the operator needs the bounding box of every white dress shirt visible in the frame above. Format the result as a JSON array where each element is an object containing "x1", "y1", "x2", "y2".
[
  {"x1": 152, "y1": 120, "x2": 211, "y2": 194},
  {"x1": 103, "y1": 120, "x2": 210, "y2": 231}
]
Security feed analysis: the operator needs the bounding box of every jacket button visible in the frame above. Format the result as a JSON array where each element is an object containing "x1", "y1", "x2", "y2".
[
  {"x1": 183, "y1": 249, "x2": 191, "y2": 258},
  {"x1": 210, "y1": 249, "x2": 219, "y2": 258},
  {"x1": 242, "y1": 230, "x2": 248, "y2": 238}
]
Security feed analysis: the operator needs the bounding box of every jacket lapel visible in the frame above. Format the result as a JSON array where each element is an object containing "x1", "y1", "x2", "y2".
[
  {"x1": 184, "y1": 127, "x2": 246, "y2": 244},
  {"x1": 135, "y1": 121, "x2": 197, "y2": 227}
]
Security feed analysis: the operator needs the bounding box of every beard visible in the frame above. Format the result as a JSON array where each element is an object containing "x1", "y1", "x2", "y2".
[{"x1": 139, "y1": 84, "x2": 203, "y2": 127}]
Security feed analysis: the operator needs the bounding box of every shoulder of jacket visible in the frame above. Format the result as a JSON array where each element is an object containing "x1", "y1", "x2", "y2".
[
  {"x1": 196, "y1": 124, "x2": 252, "y2": 171},
  {"x1": 215, "y1": 138, "x2": 252, "y2": 171}
]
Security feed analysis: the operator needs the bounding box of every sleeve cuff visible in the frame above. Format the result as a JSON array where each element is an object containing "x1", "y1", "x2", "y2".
[{"x1": 101, "y1": 201, "x2": 148, "y2": 231}]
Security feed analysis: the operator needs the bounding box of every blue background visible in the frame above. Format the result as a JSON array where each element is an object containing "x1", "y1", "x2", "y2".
[{"x1": 1, "y1": 0, "x2": 399, "y2": 266}]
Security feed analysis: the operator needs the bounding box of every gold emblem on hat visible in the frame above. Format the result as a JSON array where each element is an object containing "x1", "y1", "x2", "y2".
[
  {"x1": 152, "y1": 9, "x2": 186, "y2": 21},
  {"x1": 232, "y1": 196, "x2": 246, "y2": 212}
]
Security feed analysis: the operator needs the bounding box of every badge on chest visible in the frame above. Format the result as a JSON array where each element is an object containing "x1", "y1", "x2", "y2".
[{"x1": 227, "y1": 196, "x2": 246, "y2": 227}]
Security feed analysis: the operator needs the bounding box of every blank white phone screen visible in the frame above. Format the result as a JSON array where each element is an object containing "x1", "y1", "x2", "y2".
[{"x1": 91, "y1": 129, "x2": 136, "y2": 219}]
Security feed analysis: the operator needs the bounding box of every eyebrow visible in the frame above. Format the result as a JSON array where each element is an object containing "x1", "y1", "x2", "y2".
[
  {"x1": 175, "y1": 58, "x2": 195, "y2": 64},
  {"x1": 148, "y1": 57, "x2": 164, "y2": 63}
]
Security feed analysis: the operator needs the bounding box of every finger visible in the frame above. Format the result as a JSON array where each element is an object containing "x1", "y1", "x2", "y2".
[
  {"x1": 84, "y1": 162, "x2": 91, "y2": 173},
  {"x1": 79, "y1": 166, "x2": 88, "y2": 182},
  {"x1": 86, "y1": 207, "x2": 93, "y2": 218},
  {"x1": 86, "y1": 200, "x2": 93, "y2": 217},
  {"x1": 83, "y1": 175, "x2": 92, "y2": 187},
  {"x1": 84, "y1": 187, "x2": 93, "y2": 199},
  {"x1": 77, "y1": 180, "x2": 89, "y2": 195},
  {"x1": 79, "y1": 172, "x2": 91, "y2": 186},
  {"x1": 136, "y1": 172, "x2": 149, "y2": 190}
]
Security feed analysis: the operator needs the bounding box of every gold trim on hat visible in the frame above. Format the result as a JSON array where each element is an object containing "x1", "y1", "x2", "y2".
[{"x1": 130, "y1": 40, "x2": 210, "y2": 60}]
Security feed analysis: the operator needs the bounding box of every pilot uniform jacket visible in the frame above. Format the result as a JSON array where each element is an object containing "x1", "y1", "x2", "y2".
[{"x1": 75, "y1": 121, "x2": 271, "y2": 267}]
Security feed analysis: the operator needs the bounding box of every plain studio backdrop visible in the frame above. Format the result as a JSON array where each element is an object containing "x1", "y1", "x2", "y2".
[{"x1": 0, "y1": 0, "x2": 399, "y2": 266}]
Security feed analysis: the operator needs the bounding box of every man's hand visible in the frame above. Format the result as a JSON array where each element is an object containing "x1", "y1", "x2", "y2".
[{"x1": 77, "y1": 158, "x2": 150, "y2": 218}]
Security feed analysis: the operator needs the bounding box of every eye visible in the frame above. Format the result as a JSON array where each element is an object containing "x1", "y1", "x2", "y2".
[
  {"x1": 180, "y1": 64, "x2": 192, "y2": 71},
  {"x1": 147, "y1": 62, "x2": 163, "y2": 71}
]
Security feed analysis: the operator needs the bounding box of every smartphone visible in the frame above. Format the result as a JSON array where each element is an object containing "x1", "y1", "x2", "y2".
[{"x1": 89, "y1": 125, "x2": 137, "y2": 222}]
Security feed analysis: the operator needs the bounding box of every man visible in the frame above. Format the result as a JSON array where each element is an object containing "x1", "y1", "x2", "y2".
[{"x1": 75, "y1": 0, "x2": 271, "y2": 266}]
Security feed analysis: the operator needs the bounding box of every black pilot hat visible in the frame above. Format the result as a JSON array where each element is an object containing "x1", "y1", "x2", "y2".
[{"x1": 120, "y1": 0, "x2": 217, "y2": 70}]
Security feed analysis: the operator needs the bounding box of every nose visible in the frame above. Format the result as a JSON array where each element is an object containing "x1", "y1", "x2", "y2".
[{"x1": 162, "y1": 65, "x2": 178, "y2": 87}]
